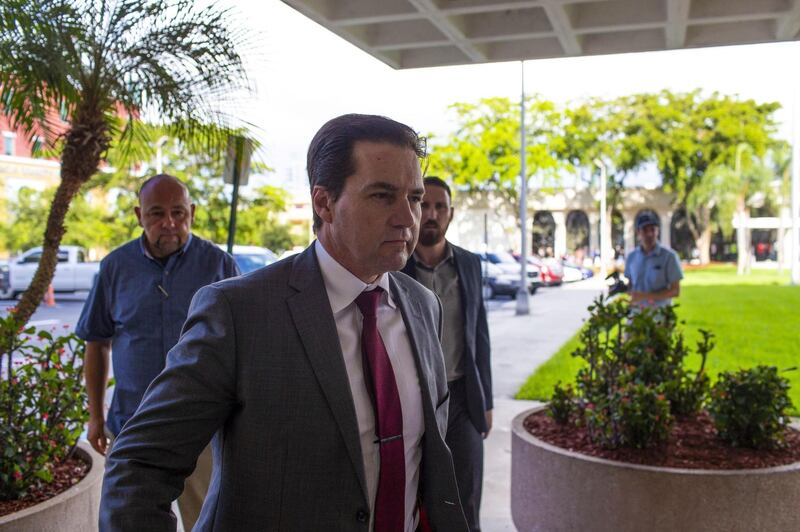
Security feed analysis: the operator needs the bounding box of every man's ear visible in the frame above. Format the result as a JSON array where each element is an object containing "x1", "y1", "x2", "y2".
[
  {"x1": 312, "y1": 186, "x2": 334, "y2": 225},
  {"x1": 448, "y1": 207, "x2": 454, "y2": 223},
  {"x1": 189, "y1": 203, "x2": 196, "y2": 224},
  {"x1": 134, "y1": 206, "x2": 144, "y2": 228}
]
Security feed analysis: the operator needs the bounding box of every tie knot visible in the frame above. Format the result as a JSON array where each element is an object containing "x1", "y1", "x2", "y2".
[{"x1": 355, "y1": 287, "x2": 383, "y2": 318}]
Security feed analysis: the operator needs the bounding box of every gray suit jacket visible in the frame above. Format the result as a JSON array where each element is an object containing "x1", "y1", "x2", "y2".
[
  {"x1": 402, "y1": 244, "x2": 492, "y2": 433},
  {"x1": 100, "y1": 244, "x2": 468, "y2": 531}
]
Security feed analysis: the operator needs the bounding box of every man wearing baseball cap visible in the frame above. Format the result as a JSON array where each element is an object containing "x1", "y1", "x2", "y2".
[{"x1": 624, "y1": 212, "x2": 683, "y2": 309}]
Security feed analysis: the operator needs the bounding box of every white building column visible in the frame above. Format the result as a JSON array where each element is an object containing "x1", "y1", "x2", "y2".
[
  {"x1": 658, "y1": 210, "x2": 673, "y2": 249},
  {"x1": 623, "y1": 211, "x2": 636, "y2": 255},
  {"x1": 552, "y1": 210, "x2": 567, "y2": 258},
  {"x1": 588, "y1": 211, "x2": 600, "y2": 256}
]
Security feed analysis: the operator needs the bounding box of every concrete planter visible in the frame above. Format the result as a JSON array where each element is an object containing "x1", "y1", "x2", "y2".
[
  {"x1": 511, "y1": 406, "x2": 800, "y2": 532},
  {"x1": 0, "y1": 442, "x2": 103, "y2": 532}
]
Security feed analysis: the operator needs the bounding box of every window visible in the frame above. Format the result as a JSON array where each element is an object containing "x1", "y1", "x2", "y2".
[
  {"x1": 57, "y1": 251, "x2": 69, "y2": 263},
  {"x1": 76, "y1": 250, "x2": 85, "y2": 263},
  {"x1": 2, "y1": 132, "x2": 14, "y2": 156},
  {"x1": 22, "y1": 252, "x2": 41, "y2": 264}
]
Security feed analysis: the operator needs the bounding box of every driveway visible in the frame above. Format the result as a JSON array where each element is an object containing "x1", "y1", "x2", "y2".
[{"x1": 482, "y1": 278, "x2": 605, "y2": 531}]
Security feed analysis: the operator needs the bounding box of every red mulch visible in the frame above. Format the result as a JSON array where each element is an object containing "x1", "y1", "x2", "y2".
[
  {"x1": 524, "y1": 410, "x2": 800, "y2": 469},
  {"x1": 0, "y1": 457, "x2": 90, "y2": 517}
]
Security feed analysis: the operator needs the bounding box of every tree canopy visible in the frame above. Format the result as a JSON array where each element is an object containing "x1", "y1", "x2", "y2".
[
  {"x1": 0, "y1": 0, "x2": 252, "y2": 328},
  {"x1": 427, "y1": 89, "x2": 783, "y2": 263}
]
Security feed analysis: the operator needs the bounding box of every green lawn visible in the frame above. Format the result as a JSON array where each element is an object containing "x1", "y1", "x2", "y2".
[{"x1": 516, "y1": 265, "x2": 800, "y2": 415}]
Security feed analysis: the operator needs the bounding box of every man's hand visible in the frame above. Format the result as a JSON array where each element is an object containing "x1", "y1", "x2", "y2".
[
  {"x1": 88, "y1": 415, "x2": 109, "y2": 455},
  {"x1": 85, "y1": 339, "x2": 111, "y2": 455},
  {"x1": 481, "y1": 409, "x2": 493, "y2": 439},
  {"x1": 629, "y1": 290, "x2": 645, "y2": 302}
]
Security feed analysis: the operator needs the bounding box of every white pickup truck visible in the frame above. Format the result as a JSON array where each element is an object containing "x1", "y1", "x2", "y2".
[{"x1": 0, "y1": 246, "x2": 100, "y2": 299}]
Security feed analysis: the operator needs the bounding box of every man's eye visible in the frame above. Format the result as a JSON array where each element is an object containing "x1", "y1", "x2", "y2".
[{"x1": 410, "y1": 196, "x2": 423, "y2": 204}]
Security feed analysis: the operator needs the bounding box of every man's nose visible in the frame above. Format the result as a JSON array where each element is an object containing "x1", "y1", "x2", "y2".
[
  {"x1": 391, "y1": 198, "x2": 417, "y2": 228},
  {"x1": 162, "y1": 213, "x2": 177, "y2": 228}
]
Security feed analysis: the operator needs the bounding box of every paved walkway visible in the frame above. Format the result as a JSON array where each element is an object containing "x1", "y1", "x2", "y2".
[{"x1": 481, "y1": 278, "x2": 605, "y2": 531}]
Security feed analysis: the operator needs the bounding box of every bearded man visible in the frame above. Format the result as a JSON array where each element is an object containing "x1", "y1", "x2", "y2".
[{"x1": 401, "y1": 176, "x2": 493, "y2": 532}]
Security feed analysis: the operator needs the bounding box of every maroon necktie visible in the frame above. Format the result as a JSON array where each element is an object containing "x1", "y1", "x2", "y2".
[{"x1": 355, "y1": 287, "x2": 406, "y2": 532}]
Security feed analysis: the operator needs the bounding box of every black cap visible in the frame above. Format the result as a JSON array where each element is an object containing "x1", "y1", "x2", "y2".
[{"x1": 636, "y1": 212, "x2": 659, "y2": 230}]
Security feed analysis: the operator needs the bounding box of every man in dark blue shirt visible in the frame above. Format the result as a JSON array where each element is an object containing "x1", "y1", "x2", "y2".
[{"x1": 76, "y1": 174, "x2": 239, "y2": 529}]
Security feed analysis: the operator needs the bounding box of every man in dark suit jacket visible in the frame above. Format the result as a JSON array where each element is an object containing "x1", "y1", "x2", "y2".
[
  {"x1": 100, "y1": 115, "x2": 468, "y2": 531},
  {"x1": 401, "y1": 177, "x2": 493, "y2": 531}
]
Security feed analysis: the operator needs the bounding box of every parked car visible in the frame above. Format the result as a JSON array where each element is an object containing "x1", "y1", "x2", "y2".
[
  {"x1": 477, "y1": 251, "x2": 539, "y2": 294},
  {"x1": 515, "y1": 254, "x2": 563, "y2": 286},
  {"x1": 561, "y1": 261, "x2": 594, "y2": 283},
  {"x1": 479, "y1": 260, "x2": 524, "y2": 299},
  {"x1": 221, "y1": 245, "x2": 278, "y2": 274},
  {"x1": 0, "y1": 246, "x2": 99, "y2": 299}
]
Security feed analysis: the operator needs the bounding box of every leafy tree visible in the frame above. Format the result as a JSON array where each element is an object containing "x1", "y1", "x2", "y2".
[
  {"x1": 0, "y1": 0, "x2": 249, "y2": 332},
  {"x1": 0, "y1": 187, "x2": 120, "y2": 254},
  {"x1": 553, "y1": 96, "x2": 652, "y2": 260},
  {"x1": 625, "y1": 90, "x2": 780, "y2": 263},
  {"x1": 427, "y1": 96, "x2": 562, "y2": 224}
]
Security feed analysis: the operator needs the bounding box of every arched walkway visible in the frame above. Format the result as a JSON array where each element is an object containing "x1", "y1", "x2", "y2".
[
  {"x1": 670, "y1": 208, "x2": 696, "y2": 260},
  {"x1": 566, "y1": 210, "x2": 590, "y2": 261},
  {"x1": 611, "y1": 209, "x2": 624, "y2": 258},
  {"x1": 532, "y1": 211, "x2": 556, "y2": 257}
]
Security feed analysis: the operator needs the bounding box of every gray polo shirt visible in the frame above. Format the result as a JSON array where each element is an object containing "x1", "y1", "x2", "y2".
[
  {"x1": 624, "y1": 243, "x2": 683, "y2": 308},
  {"x1": 413, "y1": 245, "x2": 465, "y2": 382}
]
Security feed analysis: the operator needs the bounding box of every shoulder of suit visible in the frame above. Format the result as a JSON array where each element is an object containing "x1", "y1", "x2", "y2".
[
  {"x1": 392, "y1": 270, "x2": 437, "y2": 301},
  {"x1": 207, "y1": 252, "x2": 296, "y2": 293}
]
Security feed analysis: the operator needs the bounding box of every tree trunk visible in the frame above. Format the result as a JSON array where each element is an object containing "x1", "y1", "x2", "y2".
[
  {"x1": 7, "y1": 105, "x2": 108, "y2": 334},
  {"x1": 685, "y1": 202, "x2": 713, "y2": 265},
  {"x1": 697, "y1": 227, "x2": 712, "y2": 265}
]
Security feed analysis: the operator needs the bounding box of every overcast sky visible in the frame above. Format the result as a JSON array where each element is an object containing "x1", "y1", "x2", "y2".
[{"x1": 224, "y1": 1, "x2": 800, "y2": 190}]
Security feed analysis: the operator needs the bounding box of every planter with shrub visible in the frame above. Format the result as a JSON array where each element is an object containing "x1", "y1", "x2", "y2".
[
  {"x1": 0, "y1": 312, "x2": 100, "y2": 530},
  {"x1": 511, "y1": 297, "x2": 800, "y2": 532}
]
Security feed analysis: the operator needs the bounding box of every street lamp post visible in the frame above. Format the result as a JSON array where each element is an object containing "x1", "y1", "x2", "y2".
[
  {"x1": 593, "y1": 158, "x2": 609, "y2": 279},
  {"x1": 516, "y1": 61, "x2": 530, "y2": 316}
]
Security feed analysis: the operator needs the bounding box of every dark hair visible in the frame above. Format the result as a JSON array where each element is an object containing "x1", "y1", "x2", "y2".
[
  {"x1": 423, "y1": 176, "x2": 451, "y2": 200},
  {"x1": 306, "y1": 113, "x2": 426, "y2": 231},
  {"x1": 138, "y1": 174, "x2": 189, "y2": 201}
]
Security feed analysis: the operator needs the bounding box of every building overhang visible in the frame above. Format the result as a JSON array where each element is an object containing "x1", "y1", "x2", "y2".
[{"x1": 282, "y1": 0, "x2": 800, "y2": 69}]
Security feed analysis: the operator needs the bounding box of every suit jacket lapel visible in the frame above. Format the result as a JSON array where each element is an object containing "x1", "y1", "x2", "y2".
[
  {"x1": 287, "y1": 245, "x2": 368, "y2": 503},
  {"x1": 389, "y1": 274, "x2": 438, "y2": 421}
]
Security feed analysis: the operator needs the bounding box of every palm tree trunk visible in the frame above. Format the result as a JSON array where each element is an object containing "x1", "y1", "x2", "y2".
[{"x1": 9, "y1": 106, "x2": 108, "y2": 332}]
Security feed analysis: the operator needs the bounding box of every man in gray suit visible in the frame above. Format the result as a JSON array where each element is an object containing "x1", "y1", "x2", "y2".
[{"x1": 100, "y1": 114, "x2": 468, "y2": 531}]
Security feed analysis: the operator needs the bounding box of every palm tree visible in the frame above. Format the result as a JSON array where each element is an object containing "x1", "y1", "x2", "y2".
[{"x1": 0, "y1": 0, "x2": 249, "y2": 333}]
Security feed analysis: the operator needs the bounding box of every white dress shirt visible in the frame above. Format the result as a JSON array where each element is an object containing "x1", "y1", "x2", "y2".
[{"x1": 315, "y1": 240, "x2": 424, "y2": 532}]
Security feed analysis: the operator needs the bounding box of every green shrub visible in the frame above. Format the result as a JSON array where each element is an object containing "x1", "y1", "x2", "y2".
[
  {"x1": 0, "y1": 311, "x2": 88, "y2": 500},
  {"x1": 548, "y1": 382, "x2": 574, "y2": 425},
  {"x1": 568, "y1": 296, "x2": 711, "y2": 449},
  {"x1": 708, "y1": 366, "x2": 794, "y2": 449}
]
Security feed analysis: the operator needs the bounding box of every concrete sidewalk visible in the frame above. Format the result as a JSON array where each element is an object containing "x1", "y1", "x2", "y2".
[{"x1": 481, "y1": 278, "x2": 605, "y2": 531}]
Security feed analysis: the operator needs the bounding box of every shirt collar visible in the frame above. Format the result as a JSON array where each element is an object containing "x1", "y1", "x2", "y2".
[
  {"x1": 639, "y1": 242, "x2": 662, "y2": 257},
  {"x1": 138, "y1": 233, "x2": 193, "y2": 261},
  {"x1": 314, "y1": 240, "x2": 396, "y2": 314},
  {"x1": 413, "y1": 241, "x2": 454, "y2": 270}
]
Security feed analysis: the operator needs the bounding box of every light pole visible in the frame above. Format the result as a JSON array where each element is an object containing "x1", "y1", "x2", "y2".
[
  {"x1": 593, "y1": 158, "x2": 609, "y2": 279},
  {"x1": 516, "y1": 60, "x2": 530, "y2": 316}
]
